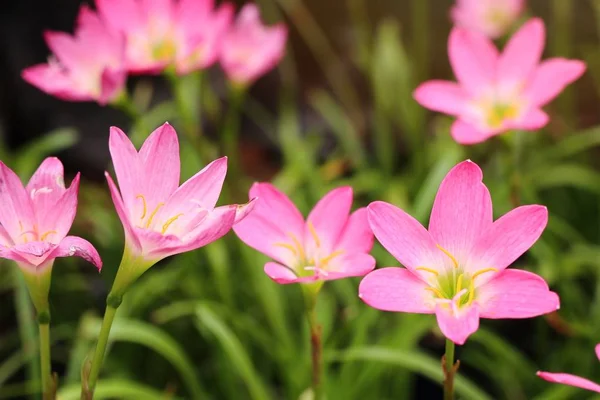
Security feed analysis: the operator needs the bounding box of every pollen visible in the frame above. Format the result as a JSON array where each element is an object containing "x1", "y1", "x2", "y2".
[
  {"x1": 289, "y1": 233, "x2": 306, "y2": 261},
  {"x1": 415, "y1": 266, "x2": 439, "y2": 276},
  {"x1": 472, "y1": 268, "x2": 498, "y2": 280},
  {"x1": 136, "y1": 194, "x2": 147, "y2": 219},
  {"x1": 145, "y1": 202, "x2": 165, "y2": 229},
  {"x1": 274, "y1": 242, "x2": 298, "y2": 255},
  {"x1": 455, "y1": 273, "x2": 464, "y2": 293},
  {"x1": 40, "y1": 230, "x2": 57, "y2": 241},
  {"x1": 161, "y1": 213, "x2": 184, "y2": 234},
  {"x1": 436, "y1": 244, "x2": 459, "y2": 268},
  {"x1": 307, "y1": 221, "x2": 321, "y2": 248},
  {"x1": 425, "y1": 287, "x2": 444, "y2": 298},
  {"x1": 319, "y1": 250, "x2": 343, "y2": 268}
]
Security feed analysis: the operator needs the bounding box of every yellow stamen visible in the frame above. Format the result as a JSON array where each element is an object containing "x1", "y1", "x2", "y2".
[
  {"x1": 307, "y1": 221, "x2": 321, "y2": 248},
  {"x1": 425, "y1": 287, "x2": 444, "y2": 298},
  {"x1": 456, "y1": 273, "x2": 464, "y2": 294},
  {"x1": 274, "y1": 242, "x2": 298, "y2": 255},
  {"x1": 436, "y1": 244, "x2": 459, "y2": 268},
  {"x1": 161, "y1": 213, "x2": 183, "y2": 234},
  {"x1": 468, "y1": 280, "x2": 475, "y2": 304},
  {"x1": 20, "y1": 231, "x2": 36, "y2": 243},
  {"x1": 19, "y1": 221, "x2": 24, "y2": 232},
  {"x1": 136, "y1": 195, "x2": 147, "y2": 219},
  {"x1": 289, "y1": 233, "x2": 306, "y2": 261},
  {"x1": 145, "y1": 202, "x2": 164, "y2": 229},
  {"x1": 415, "y1": 266, "x2": 439, "y2": 276},
  {"x1": 319, "y1": 250, "x2": 344, "y2": 268},
  {"x1": 40, "y1": 230, "x2": 57, "y2": 241},
  {"x1": 472, "y1": 268, "x2": 498, "y2": 280}
]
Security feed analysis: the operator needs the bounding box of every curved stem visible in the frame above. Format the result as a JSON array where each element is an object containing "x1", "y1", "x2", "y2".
[
  {"x1": 307, "y1": 302, "x2": 323, "y2": 400},
  {"x1": 38, "y1": 321, "x2": 51, "y2": 399},
  {"x1": 443, "y1": 339, "x2": 457, "y2": 400},
  {"x1": 221, "y1": 85, "x2": 246, "y2": 185}
]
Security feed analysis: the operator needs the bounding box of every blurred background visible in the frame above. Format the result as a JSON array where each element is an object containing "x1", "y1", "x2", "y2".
[{"x1": 1, "y1": 0, "x2": 600, "y2": 399}]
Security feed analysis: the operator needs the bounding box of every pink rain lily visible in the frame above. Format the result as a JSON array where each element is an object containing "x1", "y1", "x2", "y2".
[
  {"x1": 96, "y1": 0, "x2": 233, "y2": 75},
  {"x1": 106, "y1": 122, "x2": 254, "y2": 266},
  {"x1": 414, "y1": 18, "x2": 586, "y2": 144},
  {"x1": 233, "y1": 184, "x2": 375, "y2": 284},
  {"x1": 451, "y1": 0, "x2": 524, "y2": 39},
  {"x1": 220, "y1": 4, "x2": 287, "y2": 86},
  {"x1": 0, "y1": 158, "x2": 102, "y2": 271},
  {"x1": 537, "y1": 344, "x2": 600, "y2": 393},
  {"x1": 359, "y1": 160, "x2": 559, "y2": 345},
  {"x1": 22, "y1": 6, "x2": 126, "y2": 105}
]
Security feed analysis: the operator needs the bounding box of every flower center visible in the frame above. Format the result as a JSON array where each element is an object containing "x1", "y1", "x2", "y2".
[
  {"x1": 486, "y1": 102, "x2": 519, "y2": 128},
  {"x1": 152, "y1": 39, "x2": 177, "y2": 62},
  {"x1": 135, "y1": 194, "x2": 183, "y2": 235},
  {"x1": 17, "y1": 221, "x2": 57, "y2": 244}
]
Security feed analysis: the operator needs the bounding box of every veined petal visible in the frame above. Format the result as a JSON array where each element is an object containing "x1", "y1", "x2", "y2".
[
  {"x1": 368, "y1": 201, "x2": 445, "y2": 277},
  {"x1": 498, "y1": 18, "x2": 545, "y2": 85},
  {"x1": 514, "y1": 108, "x2": 549, "y2": 131},
  {"x1": 21, "y1": 64, "x2": 90, "y2": 102},
  {"x1": 264, "y1": 262, "x2": 305, "y2": 284},
  {"x1": 0, "y1": 161, "x2": 35, "y2": 241},
  {"x1": 413, "y1": 80, "x2": 468, "y2": 116},
  {"x1": 37, "y1": 173, "x2": 79, "y2": 240},
  {"x1": 306, "y1": 187, "x2": 353, "y2": 253},
  {"x1": 468, "y1": 205, "x2": 548, "y2": 275},
  {"x1": 108, "y1": 126, "x2": 141, "y2": 214},
  {"x1": 537, "y1": 372, "x2": 600, "y2": 394},
  {"x1": 105, "y1": 172, "x2": 142, "y2": 252},
  {"x1": 26, "y1": 157, "x2": 67, "y2": 215},
  {"x1": 525, "y1": 58, "x2": 586, "y2": 107},
  {"x1": 429, "y1": 160, "x2": 492, "y2": 265},
  {"x1": 435, "y1": 302, "x2": 480, "y2": 345},
  {"x1": 48, "y1": 236, "x2": 102, "y2": 271},
  {"x1": 12, "y1": 241, "x2": 56, "y2": 266},
  {"x1": 450, "y1": 119, "x2": 492, "y2": 145},
  {"x1": 478, "y1": 270, "x2": 559, "y2": 318},
  {"x1": 0, "y1": 244, "x2": 31, "y2": 264},
  {"x1": 335, "y1": 208, "x2": 374, "y2": 254},
  {"x1": 359, "y1": 268, "x2": 435, "y2": 313},
  {"x1": 325, "y1": 252, "x2": 375, "y2": 279},
  {"x1": 96, "y1": 0, "x2": 142, "y2": 33},
  {"x1": 43, "y1": 31, "x2": 85, "y2": 72}
]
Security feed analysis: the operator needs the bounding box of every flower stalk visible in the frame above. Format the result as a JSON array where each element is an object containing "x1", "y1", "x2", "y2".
[
  {"x1": 38, "y1": 313, "x2": 52, "y2": 400},
  {"x1": 443, "y1": 339, "x2": 458, "y2": 400},
  {"x1": 303, "y1": 284, "x2": 324, "y2": 400}
]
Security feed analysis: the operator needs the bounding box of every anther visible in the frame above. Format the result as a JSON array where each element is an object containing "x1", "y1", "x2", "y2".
[
  {"x1": 145, "y1": 202, "x2": 165, "y2": 228},
  {"x1": 472, "y1": 268, "x2": 498, "y2": 280},
  {"x1": 415, "y1": 266, "x2": 439, "y2": 276},
  {"x1": 289, "y1": 233, "x2": 306, "y2": 261},
  {"x1": 161, "y1": 213, "x2": 183, "y2": 234},
  {"x1": 136, "y1": 195, "x2": 147, "y2": 219},
  {"x1": 307, "y1": 222, "x2": 321, "y2": 248},
  {"x1": 436, "y1": 244, "x2": 459, "y2": 268},
  {"x1": 274, "y1": 242, "x2": 298, "y2": 255},
  {"x1": 455, "y1": 273, "x2": 464, "y2": 293},
  {"x1": 40, "y1": 230, "x2": 57, "y2": 241},
  {"x1": 319, "y1": 250, "x2": 343, "y2": 269},
  {"x1": 425, "y1": 287, "x2": 444, "y2": 298}
]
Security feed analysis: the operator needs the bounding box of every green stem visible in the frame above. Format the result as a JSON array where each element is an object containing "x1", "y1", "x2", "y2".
[
  {"x1": 307, "y1": 300, "x2": 323, "y2": 400},
  {"x1": 510, "y1": 130, "x2": 526, "y2": 207},
  {"x1": 443, "y1": 339, "x2": 457, "y2": 400},
  {"x1": 38, "y1": 322, "x2": 51, "y2": 399},
  {"x1": 221, "y1": 85, "x2": 246, "y2": 183}
]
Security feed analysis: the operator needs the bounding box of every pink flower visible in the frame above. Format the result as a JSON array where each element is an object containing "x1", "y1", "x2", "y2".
[
  {"x1": 358, "y1": 160, "x2": 559, "y2": 345},
  {"x1": 220, "y1": 4, "x2": 287, "y2": 86},
  {"x1": 414, "y1": 18, "x2": 586, "y2": 144},
  {"x1": 96, "y1": 0, "x2": 233, "y2": 75},
  {"x1": 106, "y1": 122, "x2": 254, "y2": 265},
  {"x1": 21, "y1": 6, "x2": 126, "y2": 105},
  {"x1": 233, "y1": 184, "x2": 375, "y2": 284},
  {"x1": 0, "y1": 158, "x2": 102, "y2": 271},
  {"x1": 451, "y1": 0, "x2": 524, "y2": 39},
  {"x1": 537, "y1": 344, "x2": 600, "y2": 393}
]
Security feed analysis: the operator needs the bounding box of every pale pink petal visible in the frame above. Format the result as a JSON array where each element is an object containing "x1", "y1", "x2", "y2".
[
  {"x1": 537, "y1": 372, "x2": 600, "y2": 393},
  {"x1": 233, "y1": 197, "x2": 257, "y2": 224},
  {"x1": 48, "y1": 236, "x2": 102, "y2": 271},
  {"x1": 525, "y1": 58, "x2": 586, "y2": 107},
  {"x1": 21, "y1": 64, "x2": 90, "y2": 102},
  {"x1": 26, "y1": 157, "x2": 67, "y2": 214},
  {"x1": 413, "y1": 80, "x2": 468, "y2": 116},
  {"x1": 478, "y1": 270, "x2": 559, "y2": 318},
  {"x1": 595, "y1": 344, "x2": 600, "y2": 361},
  {"x1": 368, "y1": 201, "x2": 445, "y2": 277},
  {"x1": 0, "y1": 245, "x2": 29, "y2": 264},
  {"x1": 37, "y1": 173, "x2": 79, "y2": 240},
  {"x1": 105, "y1": 172, "x2": 142, "y2": 252},
  {"x1": 108, "y1": 126, "x2": 140, "y2": 214},
  {"x1": 306, "y1": 187, "x2": 353, "y2": 253},
  {"x1": 98, "y1": 67, "x2": 127, "y2": 105},
  {"x1": 0, "y1": 161, "x2": 35, "y2": 241},
  {"x1": 435, "y1": 303, "x2": 480, "y2": 345},
  {"x1": 335, "y1": 208, "x2": 374, "y2": 254},
  {"x1": 450, "y1": 119, "x2": 492, "y2": 145},
  {"x1": 429, "y1": 160, "x2": 492, "y2": 265},
  {"x1": 448, "y1": 28, "x2": 498, "y2": 95},
  {"x1": 359, "y1": 268, "x2": 435, "y2": 313},
  {"x1": 96, "y1": 0, "x2": 142, "y2": 32},
  {"x1": 324, "y1": 252, "x2": 375, "y2": 279},
  {"x1": 515, "y1": 108, "x2": 549, "y2": 131},
  {"x1": 138, "y1": 123, "x2": 181, "y2": 204},
  {"x1": 498, "y1": 18, "x2": 545, "y2": 84},
  {"x1": 264, "y1": 262, "x2": 302, "y2": 284},
  {"x1": 469, "y1": 205, "x2": 548, "y2": 275},
  {"x1": 43, "y1": 31, "x2": 84, "y2": 72},
  {"x1": 11, "y1": 241, "x2": 55, "y2": 266}
]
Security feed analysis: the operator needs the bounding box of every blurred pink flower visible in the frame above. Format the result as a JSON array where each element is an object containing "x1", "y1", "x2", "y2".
[
  {"x1": 451, "y1": 0, "x2": 524, "y2": 39},
  {"x1": 96, "y1": 0, "x2": 233, "y2": 75},
  {"x1": 0, "y1": 158, "x2": 102, "y2": 271},
  {"x1": 414, "y1": 18, "x2": 586, "y2": 144},
  {"x1": 21, "y1": 6, "x2": 126, "y2": 105},
  {"x1": 233, "y1": 184, "x2": 375, "y2": 284},
  {"x1": 359, "y1": 160, "x2": 559, "y2": 345},
  {"x1": 537, "y1": 344, "x2": 600, "y2": 393},
  {"x1": 106, "y1": 122, "x2": 254, "y2": 263},
  {"x1": 220, "y1": 4, "x2": 287, "y2": 85}
]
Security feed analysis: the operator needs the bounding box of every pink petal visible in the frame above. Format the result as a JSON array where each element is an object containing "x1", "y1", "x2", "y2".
[
  {"x1": 233, "y1": 183, "x2": 305, "y2": 264},
  {"x1": 358, "y1": 268, "x2": 434, "y2": 313},
  {"x1": 335, "y1": 208, "x2": 374, "y2": 254},
  {"x1": 43, "y1": 31, "x2": 85, "y2": 72},
  {"x1": 525, "y1": 58, "x2": 586, "y2": 107},
  {"x1": 450, "y1": 119, "x2": 492, "y2": 145},
  {"x1": 233, "y1": 197, "x2": 257, "y2": 224},
  {"x1": 264, "y1": 262, "x2": 303, "y2": 284},
  {"x1": 537, "y1": 372, "x2": 600, "y2": 394},
  {"x1": 595, "y1": 344, "x2": 600, "y2": 361},
  {"x1": 413, "y1": 80, "x2": 468, "y2": 116},
  {"x1": 448, "y1": 28, "x2": 498, "y2": 95},
  {"x1": 37, "y1": 173, "x2": 80, "y2": 240},
  {"x1": 26, "y1": 157, "x2": 67, "y2": 215},
  {"x1": 429, "y1": 160, "x2": 492, "y2": 265},
  {"x1": 0, "y1": 245, "x2": 29, "y2": 264},
  {"x1": 515, "y1": 108, "x2": 549, "y2": 131},
  {"x1": 0, "y1": 161, "x2": 35, "y2": 241},
  {"x1": 498, "y1": 18, "x2": 545, "y2": 85},
  {"x1": 21, "y1": 64, "x2": 90, "y2": 102},
  {"x1": 48, "y1": 235, "x2": 102, "y2": 271},
  {"x1": 478, "y1": 269, "x2": 559, "y2": 318},
  {"x1": 105, "y1": 172, "x2": 142, "y2": 252},
  {"x1": 96, "y1": 0, "x2": 142, "y2": 32},
  {"x1": 108, "y1": 126, "x2": 141, "y2": 214},
  {"x1": 324, "y1": 252, "x2": 375, "y2": 279},
  {"x1": 138, "y1": 123, "x2": 181, "y2": 204},
  {"x1": 368, "y1": 201, "x2": 445, "y2": 277},
  {"x1": 469, "y1": 205, "x2": 548, "y2": 275},
  {"x1": 306, "y1": 187, "x2": 353, "y2": 253},
  {"x1": 11, "y1": 241, "x2": 56, "y2": 266},
  {"x1": 98, "y1": 67, "x2": 127, "y2": 105},
  {"x1": 435, "y1": 302, "x2": 480, "y2": 345}
]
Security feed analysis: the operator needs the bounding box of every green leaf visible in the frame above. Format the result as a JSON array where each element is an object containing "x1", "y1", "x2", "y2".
[
  {"x1": 57, "y1": 379, "x2": 183, "y2": 400},
  {"x1": 527, "y1": 164, "x2": 600, "y2": 195},
  {"x1": 14, "y1": 128, "x2": 78, "y2": 178}
]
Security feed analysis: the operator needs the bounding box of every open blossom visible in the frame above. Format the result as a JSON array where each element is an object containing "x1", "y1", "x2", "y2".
[
  {"x1": 21, "y1": 6, "x2": 126, "y2": 105},
  {"x1": 359, "y1": 160, "x2": 559, "y2": 345},
  {"x1": 96, "y1": 0, "x2": 233, "y2": 75},
  {"x1": 106, "y1": 123, "x2": 254, "y2": 269},
  {"x1": 414, "y1": 18, "x2": 586, "y2": 144},
  {"x1": 220, "y1": 4, "x2": 287, "y2": 85},
  {"x1": 0, "y1": 158, "x2": 101, "y2": 271},
  {"x1": 537, "y1": 344, "x2": 600, "y2": 393},
  {"x1": 451, "y1": 0, "x2": 524, "y2": 39},
  {"x1": 233, "y1": 184, "x2": 375, "y2": 284}
]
